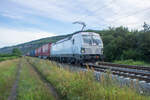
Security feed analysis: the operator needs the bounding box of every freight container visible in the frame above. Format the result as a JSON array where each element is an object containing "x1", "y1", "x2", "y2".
[
  {"x1": 41, "y1": 43, "x2": 51, "y2": 58},
  {"x1": 30, "y1": 50, "x2": 35, "y2": 57},
  {"x1": 38, "y1": 47, "x2": 42, "y2": 57},
  {"x1": 35, "y1": 48, "x2": 39, "y2": 57},
  {"x1": 35, "y1": 47, "x2": 42, "y2": 57}
]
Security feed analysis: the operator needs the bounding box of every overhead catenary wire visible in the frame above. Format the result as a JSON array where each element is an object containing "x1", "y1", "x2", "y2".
[
  {"x1": 110, "y1": 7, "x2": 150, "y2": 24},
  {"x1": 98, "y1": 6, "x2": 150, "y2": 28},
  {"x1": 76, "y1": 0, "x2": 150, "y2": 29},
  {"x1": 74, "y1": 0, "x2": 116, "y2": 28}
]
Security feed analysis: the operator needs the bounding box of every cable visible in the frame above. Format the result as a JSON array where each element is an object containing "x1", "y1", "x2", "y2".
[
  {"x1": 99, "y1": 6, "x2": 150, "y2": 28},
  {"x1": 110, "y1": 7, "x2": 150, "y2": 23},
  {"x1": 75, "y1": 0, "x2": 116, "y2": 25},
  {"x1": 76, "y1": 0, "x2": 150, "y2": 29}
]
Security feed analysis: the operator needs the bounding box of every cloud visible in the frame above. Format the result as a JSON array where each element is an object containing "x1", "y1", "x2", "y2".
[
  {"x1": 1, "y1": 12, "x2": 24, "y2": 20},
  {"x1": 0, "y1": 27, "x2": 56, "y2": 48},
  {"x1": 4, "y1": 0, "x2": 149, "y2": 28},
  {"x1": 0, "y1": 0, "x2": 150, "y2": 48}
]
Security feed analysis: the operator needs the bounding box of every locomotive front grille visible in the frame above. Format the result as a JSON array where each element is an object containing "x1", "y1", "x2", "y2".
[
  {"x1": 85, "y1": 48, "x2": 92, "y2": 54},
  {"x1": 85, "y1": 47, "x2": 101, "y2": 54}
]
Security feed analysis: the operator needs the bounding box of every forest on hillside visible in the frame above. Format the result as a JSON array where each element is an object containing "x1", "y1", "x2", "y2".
[{"x1": 89, "y1": 22, "x2": 150, "y2": 62}]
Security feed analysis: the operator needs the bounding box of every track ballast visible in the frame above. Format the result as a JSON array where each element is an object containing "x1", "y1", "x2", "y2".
[{"x1": 82, "y1": 62, "x2": 150, "y2": 83}]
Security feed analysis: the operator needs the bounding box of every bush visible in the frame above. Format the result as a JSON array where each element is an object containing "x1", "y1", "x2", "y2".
[
  {"x1": 0, "y1": 55, "x2": 18, "y2": 62},
  {"x1": 121, "y1": 49, "x2": 141, "y2": 60},
  {"x1": 114, "y1": 59, "x2": 150, "y2": 66},
  {"x1": 12, "y1": 48, "x2": 22, "y2": 56}
]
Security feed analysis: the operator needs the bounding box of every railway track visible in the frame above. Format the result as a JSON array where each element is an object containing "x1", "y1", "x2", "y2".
[
  {"x1": 83, "y1": 62, "x2": 150, "y2": 83},
  {"x1": 98, "y1": 62, "x2": 150, "y2": 71}
]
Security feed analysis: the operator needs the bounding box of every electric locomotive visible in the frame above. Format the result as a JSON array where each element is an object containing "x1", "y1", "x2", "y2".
[{"x1": 50, "y1": 31, "x2": 103, "y2": 63}]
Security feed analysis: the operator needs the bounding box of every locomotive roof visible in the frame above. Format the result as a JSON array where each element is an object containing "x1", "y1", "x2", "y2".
[{"x1": 54, "y1": 31, "x2": 99, "y2": 45}]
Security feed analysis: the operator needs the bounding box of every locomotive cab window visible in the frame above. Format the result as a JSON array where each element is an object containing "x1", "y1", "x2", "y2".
[
  {"x1": 82, "y1": 35, "x2": 92, "y2": 45},
  {"x1": 82, "y1": 35, "x2": 101, "y2": 45},
  {"x1": 92, "y1": 35, "x2": 101, "y2": 45}
]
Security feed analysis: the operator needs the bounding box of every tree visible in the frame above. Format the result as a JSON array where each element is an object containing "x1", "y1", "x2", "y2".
[
  {"x1": 88, "y1": 26, "x2": 150, "y2": 62},
  {"x1": 12, "y1": 48, "x2": 22, "y2": 56},
  {"x1": 143, "y1": 22, "x2": 150, "y2": 32},
  {"x1": 137, "y1": 31, "x2": 150, "y2": 61}
]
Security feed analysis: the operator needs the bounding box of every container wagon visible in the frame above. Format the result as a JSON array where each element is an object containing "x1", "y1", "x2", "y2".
[
  {"x1": 41, "y1": 43, "x2": 51, "y2": 59},
  {"x1": 35, "y1": 47, "x2": 42, "y2": 57},
  {"x1": 29, "y1": 50, "x2": 35, "y2": 57}
]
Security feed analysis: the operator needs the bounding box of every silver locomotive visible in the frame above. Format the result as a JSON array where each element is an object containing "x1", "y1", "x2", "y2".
[{"x1": 50, "y1": 31, "x2": 103, "y2": 63}]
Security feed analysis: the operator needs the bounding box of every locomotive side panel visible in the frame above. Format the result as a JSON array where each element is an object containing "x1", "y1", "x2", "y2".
[
  {"x1": 51, "y1": 38, "x2": 75, "y2": 57},
  {"x1": 71, "y1": 33, "x2": 82, "y2": 55}
]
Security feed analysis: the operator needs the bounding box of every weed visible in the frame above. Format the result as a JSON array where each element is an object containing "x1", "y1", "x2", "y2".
[
  {"x1": 28, "y1": 57, "x2": 150, "y2": 100},
  {"x1": 17, "y1": 58, "x2": 56, "y2": 100}
]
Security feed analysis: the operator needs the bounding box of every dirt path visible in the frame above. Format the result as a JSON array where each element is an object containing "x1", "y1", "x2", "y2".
[
  {"x1": 26, "y1": 59, "x2": 62, "y2": 100},
  {"x1": 7, "y1": 60, "x2": 22, "y2": 100}
]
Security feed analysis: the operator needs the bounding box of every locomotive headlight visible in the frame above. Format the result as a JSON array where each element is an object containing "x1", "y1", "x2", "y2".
[{"x1": 81, "y1": 48, "x2": 85, "y2": 53}]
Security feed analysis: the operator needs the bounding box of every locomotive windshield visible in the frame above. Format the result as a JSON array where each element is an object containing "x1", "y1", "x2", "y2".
[
  {"x1": 82, "y1": 35, "x2": 101, "y2": 45},
  {"x1": 92, "y1": 35, "x2": 102, "y2": 45},
  {"x1": 82, "y1": 35, "x2": 92, "y2": 45}
]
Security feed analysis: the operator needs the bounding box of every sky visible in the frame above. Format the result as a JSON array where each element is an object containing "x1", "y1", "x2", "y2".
[{"x1": 0, "y1": 0, "x2": 150, "y2": 48}]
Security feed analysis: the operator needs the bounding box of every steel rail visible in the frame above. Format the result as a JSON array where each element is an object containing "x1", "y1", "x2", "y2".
[
  {"x1": 84, "y1": 63, "x2": 150, "y2": 83},
  {"x1": 98, "y1": 62, "x2": 150, "y2": 71}
]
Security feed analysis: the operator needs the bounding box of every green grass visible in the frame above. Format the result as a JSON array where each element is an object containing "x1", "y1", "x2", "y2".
[
  {"x1": 114, "y1": 59, "x2": 150, "y2": 67},
  {"x1": 0, "y1": 56, "x2": 19, "y2": 62},
  {"x1": 0, "y1": 53, "x2": 20, "y2": 62},
  {"x1": 0, "y1": 59, "x2": 19, "y2": 100},
  {"x1": 17, "y1": 58, "x2": 56, "y2": 100},
  {"x1": 28, "y1": 57, "x2": 150, "y2": 100}
]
